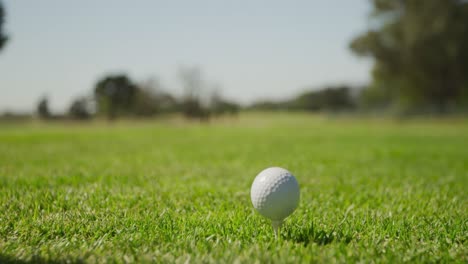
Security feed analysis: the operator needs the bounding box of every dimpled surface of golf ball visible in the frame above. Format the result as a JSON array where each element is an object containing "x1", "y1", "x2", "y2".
[{"x1": 250, "y1": 167, "x2": 300, "y2": 221}]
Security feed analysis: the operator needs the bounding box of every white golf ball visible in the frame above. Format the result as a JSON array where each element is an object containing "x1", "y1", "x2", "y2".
[{"x1": 250, "y1": 167, "x2": 300, "y2": 221}]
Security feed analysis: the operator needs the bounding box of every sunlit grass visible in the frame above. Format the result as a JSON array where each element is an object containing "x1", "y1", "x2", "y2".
[{"x1": 0, "y1": 113, "x2": 467, "y2": 263}]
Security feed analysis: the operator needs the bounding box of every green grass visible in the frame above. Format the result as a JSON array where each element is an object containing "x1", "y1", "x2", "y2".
[{"x1": 0, "y1": 113, "x2": 467, "y2": 263}]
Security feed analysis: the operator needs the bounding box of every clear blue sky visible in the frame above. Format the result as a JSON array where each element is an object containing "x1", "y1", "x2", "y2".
[{"x1": 0, "y1": 0, "x2": 372, "y2": 113}]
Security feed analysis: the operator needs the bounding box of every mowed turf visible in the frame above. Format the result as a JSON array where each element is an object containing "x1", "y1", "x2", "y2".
[{"x1": 0, "y1": 113, "x2": 467, "y2": 263}]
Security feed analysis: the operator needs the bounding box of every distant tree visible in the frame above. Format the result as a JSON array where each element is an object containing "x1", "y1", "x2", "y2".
[
  {"x1": 0, "y1": 111, "x2": 31, "y2": 122},
  {"x1": 350, "y1": 0, "x2": 468, "y2": 113},
  {"x1": 37, "y1": 97, "x2": 51, "y2": 119},
  {"x1": 156, "y1": 92, "x2": 178, "y2": 113},
  {"x1": 178, "y1": 66, "x2": 210, "y2": 120},
  {"x1": 210, "y1": 90, "x2": 240, "y2": 116},
  {"x1": 248, "y1": 86, "x2": 356, "y2": 112},
  {"x1": 133, "y1": 88, "x2": 159, "y2": 117},
  {"x1": 94, "y1": 74, "x2": 138, "y2": 120},
  {"x1": 289, "y1": 86, "x2": 355, "y2": 111},
  {"x1": 134, "y1": 78, "x2": 178, "y2": 116},
  {"x1": 180, "y1": 98, "x2": 210, "y2": 120},
  {"x1": 247, "y1": 100, "x2": 287, "y2": 111},
  {"x1": 68, "y1": 96, "x2": 94, "y2": 120},
  {"x1": 0, "y1": 1, "x2": 8, "y2": 51},
  {"x1": 179, "y1": 66, "x2": 203, "y2": 102}
]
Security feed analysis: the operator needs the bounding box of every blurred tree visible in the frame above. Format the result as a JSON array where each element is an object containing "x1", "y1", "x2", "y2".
[
  {"x1": 94, "y1": 75, "x2": 138, "y2": 120},
  {"x1": 133, "y1": 87, "x2": 159, "y2": 117},
  {"x1": 289, "y1": 86, "x2": 355, "y2": 111},
  {"x1": 350, "y1": 0, "x2": 468, "y2": 113},
  {"x1": 0, "y1": 1, "x2": 8, "y2": 51},
  {"x1": 247, "y1": 100, "x2": 287, "y2": 111},
  {"x1": 68, "y1": 96, "x2": 94, "y2": 120},
  {"x1": 179, "y1": 66, "x2": 203, "y2": 102},
  {"x1": 181, "y1": 98, "x2": 210, "y2": 120},
  {"x1": 155, "y1": 92, "x2": 178, "y2": 113},
  {"x1": 178, "y1": 66, "x2": 210, "y2": 120},
  {"x1": 134, "y1": 78, "x2": 178, "y2": 116},
  {"x1": 248, "y1": 86, "x2": 356, "y2": 112},
  {"x1": 37, "y1": 97, "x2": 51, "y2": 119},
  {"x1": 210, "y1": 89, "x2": 240, "y2": 116}
]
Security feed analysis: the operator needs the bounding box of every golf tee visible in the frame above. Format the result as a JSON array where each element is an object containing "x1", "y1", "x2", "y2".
[{"x1": 272, "y1": 220, "x2": 283, "y2": 238}]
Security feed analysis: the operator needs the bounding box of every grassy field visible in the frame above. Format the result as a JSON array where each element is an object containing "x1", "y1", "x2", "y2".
[{"x1": 0, "y1": 113, "x2": 467, "y2": 263}]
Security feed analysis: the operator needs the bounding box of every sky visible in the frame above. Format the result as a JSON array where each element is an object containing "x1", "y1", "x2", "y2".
[{"x1": 0, "y1": 0, "x2": 372, "y2": 113}]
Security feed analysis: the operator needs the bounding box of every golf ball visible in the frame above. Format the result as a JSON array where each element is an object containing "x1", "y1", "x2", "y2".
[{"x1": 250, "y1": 167, "x2": 300, "y2": 221}]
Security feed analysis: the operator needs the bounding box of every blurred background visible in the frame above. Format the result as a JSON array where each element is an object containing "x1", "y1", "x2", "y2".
[{"x1": 0, "y1": 0, "x2": 467, "y2": 121}]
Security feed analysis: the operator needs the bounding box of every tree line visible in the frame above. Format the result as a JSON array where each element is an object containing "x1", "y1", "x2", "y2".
[
  {"x1": 37, "y1": 67, "x2": 240, "y2": 120},
  {"x1": 37, "y1": 66, "x2": 241, "y2": 121},
  {"x1": 2, "y1": 0, "x2": 468, "y2": 118},
  {"x1": 37, "y1": 77, "x2": 361, "y2": 121},
  {"x1": 247, "y1": 86, "x2": 357, "y2": 112}
]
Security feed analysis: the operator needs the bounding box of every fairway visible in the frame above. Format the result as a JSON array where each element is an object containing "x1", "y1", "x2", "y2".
[{"x1": 0, "y1": 113, "x2": 467, "y2": 263}]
